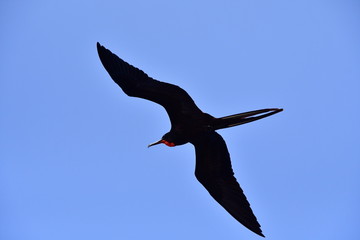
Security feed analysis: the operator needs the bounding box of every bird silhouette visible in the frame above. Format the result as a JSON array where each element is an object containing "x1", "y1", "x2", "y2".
[{"x1": 97, "y1": 42, "x2": 282, "y2": 237}]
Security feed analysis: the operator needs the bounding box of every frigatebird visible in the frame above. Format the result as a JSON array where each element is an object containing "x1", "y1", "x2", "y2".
[{"x1": 97, "y1": 42, "x2": 282, "y2": 237}]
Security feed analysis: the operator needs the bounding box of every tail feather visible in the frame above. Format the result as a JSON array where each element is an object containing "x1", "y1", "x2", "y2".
[{"x1": 212, "y1": 108, "x2": 283, "y2": 130}]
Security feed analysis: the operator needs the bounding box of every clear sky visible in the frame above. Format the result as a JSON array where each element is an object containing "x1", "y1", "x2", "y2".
[{"x1": 1, "y1": 0, "x2": 359, "y2": 239}]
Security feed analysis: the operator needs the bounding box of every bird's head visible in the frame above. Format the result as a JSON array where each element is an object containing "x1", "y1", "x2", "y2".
[{"x1": 148, "y1": 132, "x2": 187, "y2": 148}]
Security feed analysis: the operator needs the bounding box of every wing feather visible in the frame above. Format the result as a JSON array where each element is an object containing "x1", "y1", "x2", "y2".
[
  {"x1": 97, "y1": 43, "x2": 203, "y2": 124},
  {"x1": 192, "y1": 131, "x2": 264, "y2": 237}
]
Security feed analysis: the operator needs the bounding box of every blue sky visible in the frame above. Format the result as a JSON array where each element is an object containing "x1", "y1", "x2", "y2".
[{"x1": 1, "y1": 0, "x2": 359, "y2": 239}]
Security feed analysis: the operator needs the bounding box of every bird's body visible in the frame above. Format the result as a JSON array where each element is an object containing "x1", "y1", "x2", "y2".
[{"x1": 97, "y1": 42, "x2": 282, "y2": 237}]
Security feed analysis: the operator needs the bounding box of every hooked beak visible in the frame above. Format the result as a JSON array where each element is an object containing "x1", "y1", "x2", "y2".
[{"x1": 148, "y1": 139, "x2": 164, "y2": 148}]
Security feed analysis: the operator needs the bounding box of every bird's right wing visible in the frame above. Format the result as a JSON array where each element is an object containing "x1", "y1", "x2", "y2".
[
  {"x1": 192, "y1": 131, "x2": 264, "y2": 237},
  {"x1": 97, "y1": 43, "x2": 203, "y2": 124}
]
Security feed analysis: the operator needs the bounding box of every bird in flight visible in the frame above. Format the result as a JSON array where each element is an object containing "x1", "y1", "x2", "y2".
[{"x1": 97, "y1": 42, "x2": 282, "y2": 237}]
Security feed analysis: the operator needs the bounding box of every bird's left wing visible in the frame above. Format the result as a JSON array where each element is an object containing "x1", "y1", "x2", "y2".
[
  {"x1": 192, "y1": 131, "x2": 265, "y2": 237},
  {"x1": 97, "y1": 43, "x2": 203, "y2": 124}
]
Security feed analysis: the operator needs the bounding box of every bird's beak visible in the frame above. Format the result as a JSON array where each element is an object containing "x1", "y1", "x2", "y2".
[{"x1": 148, "y1": 139, "x2": 164, "y2": 148}]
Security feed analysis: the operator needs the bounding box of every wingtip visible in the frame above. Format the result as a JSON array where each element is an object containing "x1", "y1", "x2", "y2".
[
  {"x1": 249, "y1": 226, "x2": 265, "y2": 237},
  {"x1": 96, "y1": 42, "x2": 109, "y2": 58},
  {"x1": 96, "y1": 42, "x2": 102, "y2": 50},
  {"x1": 250, "y1": 227, "x2": 265, "y2": 237}
]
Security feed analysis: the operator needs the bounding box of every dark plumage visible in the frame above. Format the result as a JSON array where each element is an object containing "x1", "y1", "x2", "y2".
[{"x1": 97, "y1": 42, "x2": 282, "y2": 237}]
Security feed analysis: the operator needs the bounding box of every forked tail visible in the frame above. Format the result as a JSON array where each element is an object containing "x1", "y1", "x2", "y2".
[{"x1": 212, "y1": 108, "x2": 283, "y2": 130}]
